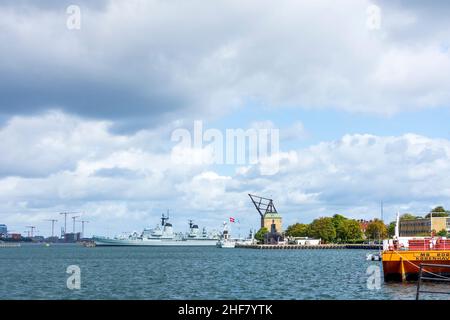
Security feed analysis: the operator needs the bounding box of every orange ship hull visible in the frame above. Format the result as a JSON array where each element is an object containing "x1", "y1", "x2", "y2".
[{"x1": 382, "y1": 250, "x2": 450, "y2": 281}]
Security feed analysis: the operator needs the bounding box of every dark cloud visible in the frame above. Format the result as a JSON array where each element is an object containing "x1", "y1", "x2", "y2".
[
  {"x1": 0, "y1": 0, "x2": 109, "y2": 11},
  {"x1": 376, "y1": 0, "x2": 450, "y2": 12},
  {"x1": 0, "y1": 0, "x2": 204, "y2": 132},
  {"x1": 374, "y1": 0, "x2": 450, "y2": 43},
  {"x1": 0, "y1": 73, "x2": 183, "y2": 132}
]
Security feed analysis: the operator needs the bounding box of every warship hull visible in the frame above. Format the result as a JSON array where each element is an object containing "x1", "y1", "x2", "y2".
[{"x1": 93, "y1": 237, "x2": 217, "y2": 246}]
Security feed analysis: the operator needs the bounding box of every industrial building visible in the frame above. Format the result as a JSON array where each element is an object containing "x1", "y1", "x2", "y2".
[
  {"x1": 0, "y1": 224, "x2": 7, "y2": 237},
  {"x1": 63, "y1": 232, "x2": 81, "y2": 242}
]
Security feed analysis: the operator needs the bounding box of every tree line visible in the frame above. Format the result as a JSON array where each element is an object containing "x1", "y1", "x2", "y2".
[{"x1": 255, "y1": 214, "x2": 386, "y2": 243}]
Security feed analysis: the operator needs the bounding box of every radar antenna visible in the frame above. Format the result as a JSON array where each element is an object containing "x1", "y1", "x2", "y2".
[{"x1": 161, "y1": 210, "x2": 170, "y2": 226}]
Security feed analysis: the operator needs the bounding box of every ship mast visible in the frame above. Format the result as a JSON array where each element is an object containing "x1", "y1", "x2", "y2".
[
  {"x1": 394, "y1": 211, "x2": 400, "y2": 239},
  {"x1": 161, "y1": 210, "x2": 170, "y2": 226}
]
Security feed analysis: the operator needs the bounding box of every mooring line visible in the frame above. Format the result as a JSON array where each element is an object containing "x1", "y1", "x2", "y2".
[{"x1": 392, "y1": 250, "x2": 450, "y2": 280}]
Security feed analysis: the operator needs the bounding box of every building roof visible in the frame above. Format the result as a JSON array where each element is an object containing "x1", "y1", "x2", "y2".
[
  {"x1": 264, "y1": 213, "x2": 282, "y2": 219},
  {"x1": 401, "y1": 216, "x2": 448, "y2": 223}
]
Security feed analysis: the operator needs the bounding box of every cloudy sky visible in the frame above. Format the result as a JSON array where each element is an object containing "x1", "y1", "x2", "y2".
[{"x1": 1, "y1": 0, "x2": 449, "y2": 237}]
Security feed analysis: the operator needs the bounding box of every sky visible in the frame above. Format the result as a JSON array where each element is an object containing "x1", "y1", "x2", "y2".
[{"x1": 1, "y1": 0, "x2": 450, "y2": 237}]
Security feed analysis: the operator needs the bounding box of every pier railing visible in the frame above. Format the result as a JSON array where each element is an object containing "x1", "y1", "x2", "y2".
[{"x1": 416, "y1": 263, "x2": 450, "y2": 300}]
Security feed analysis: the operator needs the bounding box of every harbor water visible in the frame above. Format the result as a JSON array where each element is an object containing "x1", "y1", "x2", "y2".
[{"x1": 0, "y1": 244, "x2": 448, "y2": 300}]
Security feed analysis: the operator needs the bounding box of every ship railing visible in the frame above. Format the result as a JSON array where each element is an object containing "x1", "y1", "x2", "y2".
[{"x1": 416, "y1": 263, "x2": 450, "y2": 300}]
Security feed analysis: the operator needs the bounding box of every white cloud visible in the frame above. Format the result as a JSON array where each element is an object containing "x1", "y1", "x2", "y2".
[
  {"x1": 176, "y1": 171, "x2": 232, "y2": 210},
  {"x1": 237, "y1": 133, "x2": 450, "y2": 224},
  {"x1": 0, "y1": 111, "x2": 116, "y2": 177},
  {"x1": 2, "y1": 112, "x2": 450, "y2": 235},
  {"x1": 1, "y1": 0, "x2": 450, "y2": 129}
]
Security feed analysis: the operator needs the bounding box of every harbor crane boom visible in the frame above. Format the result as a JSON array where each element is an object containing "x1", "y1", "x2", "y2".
[{"x1": 248, "y1": 194, "x2": 278, "y2": 216}]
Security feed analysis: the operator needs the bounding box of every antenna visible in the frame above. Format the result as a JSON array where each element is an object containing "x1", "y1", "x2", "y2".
[
  {"x1": 44, "y1": 219, "x2": 58, "y2": 237},
  {"x1": 395, "y1": 211, "x2": 400, "y2": 239}
]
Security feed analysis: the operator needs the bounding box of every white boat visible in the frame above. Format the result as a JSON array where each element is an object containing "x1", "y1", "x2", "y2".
[
  {"x1": 235, "y1": 229, "x2": 256, "y2": 246},
  {"x1": 93, "y1": 214, "x2": 219, "y2": 246},
  {"x1": 216, "y1": 222, "x2": 236, "y2": 248},
  {"x1": 366, "y1": 253, "x2": 382, "y2": 261}
]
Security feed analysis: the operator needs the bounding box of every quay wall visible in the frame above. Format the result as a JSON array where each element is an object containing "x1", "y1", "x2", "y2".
[{"x1": 236, "y1": 244, "x2": 382, "y2": 250}]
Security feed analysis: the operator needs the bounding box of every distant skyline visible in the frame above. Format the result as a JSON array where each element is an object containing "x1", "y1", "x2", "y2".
[{"x1": 1, "y1": 0, "x2": 450, "y2": 237}]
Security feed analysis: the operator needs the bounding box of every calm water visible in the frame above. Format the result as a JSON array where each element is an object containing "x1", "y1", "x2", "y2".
[{"x1": 0, "y1": 244, "x2": 449, "y2": 300}]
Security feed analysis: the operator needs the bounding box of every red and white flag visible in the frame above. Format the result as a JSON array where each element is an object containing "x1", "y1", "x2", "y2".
[{"x1": 229, "y1": 217, "x2": 235, "y2": 223}]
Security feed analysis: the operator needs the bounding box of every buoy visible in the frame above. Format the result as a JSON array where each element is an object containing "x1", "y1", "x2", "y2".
[{"x1": 366, "y1": 253, "x2": 381, "y2": 261}]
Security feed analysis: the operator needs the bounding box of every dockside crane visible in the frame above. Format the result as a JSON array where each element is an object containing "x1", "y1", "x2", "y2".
[
  {"x1": 44, "y1": 219, "x2": 58, "y2": 237},
  {"x1": 71, "y1": 216, "x2": 80, "y2": 233},
  {"x1": 248, "y1": 194, "x2": 278, "y2": 228},
  {"x1": 25, "y1": 226, "x2": 36, "y2": 238},
  {"x1": 77, "y1": 220, "x2": 89, "y2": 239},
  {"x1": 59, "y1": 212, "x2": 79, "y2": 236}
]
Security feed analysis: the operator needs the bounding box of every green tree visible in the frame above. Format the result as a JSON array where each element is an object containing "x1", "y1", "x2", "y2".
[
  {"x1": 285, "y1": 223, "x2": 309, "y2": 237},
  {"x1": 331, "y1": 214, "x2": 347, "y2": 229},
  {"x1": 337, "y1": 219, "x2": 363, "y2": 241},
  {"x1": 437, "y1": 229, "x2": 448, "y2": 237},
  {"x1": 388, "y1": 221, "x2": 396, "y2": 237},
  {"x1": 331, "y1": 214, "x2": 347, "y2": 241},
  {"x1": 425, "y1": 206, "x2": 449, "y2": 218},
  {"x1": 255, "y1": 227, "x2": 269, "y2": 243},
  {"x1": 432, "y1": 206, "x2": 446, "y2": 212},
  {"x1": 309, "y1": 217, "x2": 336, "y2": 243},
  {"x1": 365, "y1": 219, "x2": 388, "y2": 239},
  {"x1": 400, "y1": 213, "x2": 421, "y2": 220}
]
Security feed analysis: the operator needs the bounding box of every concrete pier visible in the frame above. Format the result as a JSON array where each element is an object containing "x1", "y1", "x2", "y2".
[{"x1": 235, "y1": 243, "x2": 382, "y2": 250}]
